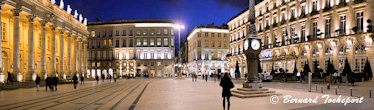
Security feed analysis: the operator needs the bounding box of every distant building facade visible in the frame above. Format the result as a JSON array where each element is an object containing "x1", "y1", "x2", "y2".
[
  {"x1": 227, "y1": 8, "x2": 251, "y2": 77},
  {"x1": 87, "y1": 19, "x2": 175, "y2": 78},
  {"x1": 187, "y1": 25, "x2": 229, "y2": 75},
  {"x1": 255, "y1": 0, "x2": 374, "y2": 75}
]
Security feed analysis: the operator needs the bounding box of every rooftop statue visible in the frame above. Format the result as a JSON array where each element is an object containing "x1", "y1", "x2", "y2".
[
  {"x1": 79, "y1": 14, "x2": 83, "y2": 22},
  {"x1": 59, "y1": 0, "x2": 64, "y2": 9},
  {"x1": 74, "y1": 10, "x2": 78, "y2": 18},
  {"x1": 67, "y1": 5, "x2": 72, "y2": 14},
  {"x1": 51, "y1": 0, "x2": 56, "y2": 4}
]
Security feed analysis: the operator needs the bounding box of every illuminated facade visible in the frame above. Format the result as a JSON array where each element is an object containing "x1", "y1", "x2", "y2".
[
  {"x1": 256, "y1": 0, "x2": 374, "y2": 75},
  {"x1": 0, "y1": 0, "x2": 89, "y2": 82},
  {"x1": 87, "y1": 19, "x2": 175, "y2": 78},
  {"x1": 187, "y1": 25, "x2": 229, "y2": 75},
  {"x1": 227, "y1": 8, "x2": 250, "y2": 77}
]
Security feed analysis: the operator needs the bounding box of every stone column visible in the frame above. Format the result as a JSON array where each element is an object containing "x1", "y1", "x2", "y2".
[
  {"x1": 0, "y1": 2, "x2": 5, "y2": 82},
  {"x1": 78, "y1": 39, "x2": 82, "y2": 75},
  {"x1": 60, "y1": 31, "x2": 65, "y2": 78},
  {"x1": 27, "y1": 15, "x2": 35, "y2": 81},
  {"x1": 41, "y1": 20, "x2": 47, "y2": 79},
  {"x1": 75, "y1": 38, "x2": 79, "y2": 75},
  {"x1": 68, "y1": 34, "x2": 72, "y2": 76},
  {"x1": 52, "y1": 26, "x2": 56, "y2": 75},
  {"x1": 12, "y1": 9, "x2": 22, "y2": 81}
]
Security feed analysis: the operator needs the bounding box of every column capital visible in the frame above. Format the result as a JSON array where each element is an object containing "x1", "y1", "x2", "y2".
[
  {"x1": 0, "y1": 1, "x2": 5, "y2": 10},
  {"x1": 40, "y1": 20, "x2": 47, "y2": 27},
  {"x1": 12, "y1": 8, "x2": 21, "y2": 16},
  {"x1": 60, "y1": 30, "x2": 65, "y2": 35},
  {"x1": 51, "y1": 25, "x2": 57, "y2": 31},
  {"x1": 27, "y1": 15, "x2": 36, "y2": 23}
]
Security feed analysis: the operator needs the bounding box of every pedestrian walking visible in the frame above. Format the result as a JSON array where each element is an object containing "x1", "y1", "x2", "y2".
[
  {"x1": 45, "y1": 75, "x2": 52, "y2": 91},
  {"x1": 35, "y1": 75, "x2": 41, "y2": 91},
  {"x1": 101, "y1": 74, "x2": 105, "y2": 82},
  {"x1": 220, "y1": 72, "x2": 234, "y2": 110},
  {"x1": 80, "y1": 75, "x2": 85, "y2": 85},
  {"x1": 73, "y1": 74, "x2": 78, "y2": 89},
  {"x1": 113, "y1": 74, "x2": 117, "y2": 82},
  {"x1": 195, "y1": 73, "x2": 197, "y2": 81},
  {"x1": 205, "y1": 74, "x2": 208, "y2": 82},
  {"x1": 52, "y1": 76, "x2": 58, "y2": 91},
  {"x1": 96, "y1": 75, "x2": 100, "y2": 84}
]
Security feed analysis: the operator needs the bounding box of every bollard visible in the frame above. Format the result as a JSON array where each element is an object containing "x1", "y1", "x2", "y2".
[
  {"x1": 321, "y1": 87, "x2": 323, "y2": 93},
  {"x1": 362, "y1": 78, "x2": 364, "y2": 84},
  {"x1": 370, "y1": 89, "x2": 372, "y2": 98},
  {"x1": 316, "y1": 84, "x2": 318, "y2": 92},
  {"x1": 350, "y1": 88, "x2": 353, "y2": 96},
  {"x1": 335, "y1": 87, "x2": 338, "y2": 95}
]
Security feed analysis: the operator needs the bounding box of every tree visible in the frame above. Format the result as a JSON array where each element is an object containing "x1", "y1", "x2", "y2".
[
  {"x1": 235, "y1": 61, "x2": 240, "y2": 79},
  {"x1": 326, "y1": 59, "x2": 336, "y2": 83},
  {"x1": 313, "y1": 61, "x2": 321, "y2": 78},
  {"x1": 343, "y1": 58, "x2": 355, "y2": 85},
  {"x1": 292, "y1": 62, "x2": 298, "y2": 76},
  {"x1": 303, "y1": 61, "x2": 311, "y2": 78},
  {"x1": 363, "y1": 58, "x2": 373, "y2": 81}
]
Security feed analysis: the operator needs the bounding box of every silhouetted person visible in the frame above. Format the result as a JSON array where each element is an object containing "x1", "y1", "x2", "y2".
[
  {"x1": 205, "y1": 74, "x2": 208, "y2": 82},
  {"x1": 72, "y1": 74, "x2": 78, "y2": 89},
  {"x1": 220, "y1": 72, "x2": 234, "y2": 110},
  {"x1": 45, "y1": 75, "x2": 52, "y2": 91},
  {"x1": 96, "y1": 75, "x2": 99, "y2": 84},
  {"x1": 80, "y1": 76, "x2": 85, "y2": 85},
  {"x1": 101, "y1": 74, "x2": 105, "y2": 82},
  {"x1": 52, "y1": 76, "x2": 58, "y2": 91},
  {"x1": 113, "y1": 74, "x2": 117, "y2": 82},
  {"x1": 35, "y1": 75, "x2": 41, "y2": 91},
  {"x1": 7, "y1": 72, "x2": 13, "y2": 85}
]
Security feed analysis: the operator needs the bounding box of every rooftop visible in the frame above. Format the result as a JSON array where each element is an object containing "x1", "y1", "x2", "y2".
[{"x1": 87, "y1": 19, "x2": 174, "y2": 25}]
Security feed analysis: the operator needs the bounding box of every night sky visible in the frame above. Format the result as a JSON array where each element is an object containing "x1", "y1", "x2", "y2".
[{"x1": 62, "y1": 0, "x2": 251, "y2": 48}]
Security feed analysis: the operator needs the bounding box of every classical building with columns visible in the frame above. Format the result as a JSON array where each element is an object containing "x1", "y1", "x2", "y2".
[
  {"x1": 0, "y1": 0, "x2": 89, "y2": 82},
  {"x1": 87, "y1": 19, "x2": 175, "y2": 78},
  {"x1": 255, "y1": 0, "x2": 374, "y2": 76},
  {"x1": 227, "y1": 8, "x2": 250, "y2": 77},
  {"x1": 187, "y1": 24, "x2": 229, "y2": 76}
]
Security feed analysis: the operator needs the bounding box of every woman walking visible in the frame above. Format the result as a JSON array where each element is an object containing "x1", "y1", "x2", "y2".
[
  {"x1": 220, "y1": 72, "x2": 234, "y2": 110},
  {"x1": 35, "y1": 75, "x2": 41, "y2": 91}
]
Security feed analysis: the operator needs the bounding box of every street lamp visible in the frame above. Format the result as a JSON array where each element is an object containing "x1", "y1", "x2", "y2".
[{"x1": 174, "y1": 24, "x2": 185, "y2": 78}]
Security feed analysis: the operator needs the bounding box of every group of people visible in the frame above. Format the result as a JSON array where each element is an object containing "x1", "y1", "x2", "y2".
[{"x1": 34, "y1": 75, "x2": 59, "y2": 92}]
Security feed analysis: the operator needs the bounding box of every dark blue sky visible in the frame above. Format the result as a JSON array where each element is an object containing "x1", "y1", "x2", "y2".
[{"x1": 62, "y1": 0, "x2": 249, "y2": 47}]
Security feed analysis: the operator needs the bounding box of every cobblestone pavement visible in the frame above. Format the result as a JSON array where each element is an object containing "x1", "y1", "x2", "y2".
[
  {"x1": 0, "y1": 78, "x2": 372, "y2": 110},
  {"x1": 0, "y1": 79, "x2": 150, "y2": 110}
]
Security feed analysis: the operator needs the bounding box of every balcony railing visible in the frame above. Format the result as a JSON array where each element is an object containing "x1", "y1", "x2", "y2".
[{"x1": 354, "y1": 0, "x2": 366, "y2": 4}]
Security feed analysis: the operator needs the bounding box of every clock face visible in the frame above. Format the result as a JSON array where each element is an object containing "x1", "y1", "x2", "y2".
[
  {"x1": 251, "y1": 39, "x2": 260, "y2": 50},
  {"x1": 244, "y1": 39, "x2": 249, "y2": 50}
]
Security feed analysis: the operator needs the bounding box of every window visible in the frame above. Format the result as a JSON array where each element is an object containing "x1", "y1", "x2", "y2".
[
  {"x1": 115, "y1": 40, "x2": 119, "y2": 47},
  {"x1": 325, "y1": 19, "x2": 331, "y2": 37},
  {"x1": 157, "y1": 38, "x2": 162, "y2": 46},
  {"x1": 143, "y1": 29, "x2": 147, "y2": 36},
  {"x1": 198, "y1": 40, "x2": 201, "y2": 47},
  {"x1": 340, "y1": 15, "x2": 346, "y2": 35},
  {"x1": 211, "y1": 33, "x2": 215, "y2": 37},
  {"x1": 2, "y1": 22, "x2": 6, "y2": 41},
  {"x1": 144, "y1": 52, "x2": 148, "y2": 59},
  {"x1": 205, "y1": 32, "x2": 208, "y2": 37},
  {"x1": 218, "y1": 41, "x2": 221, "y2": 47},
  {"x1": 198, "y1": 32, "x2": 201, "y2": 37},
  {"x1": 122, "y1": 30, "x2": 126, "y2": 36},
  {"x1": 164, "y1": 38, "x2": 168, "y2": 46},
  {"x1": 224, "y1": 34, "x2": 227, "y2": 37},
  {"x1": 150, "y1": 38, "x2": 155, "y2": 46},
  {"x1": 356, "y1": 12, "x2": 364, "y2": 32},
  {"x1": 312, "y1": 22, "x2": 318, "y2": 37},
  {"x1": 157, "y1": 29, "x2": 161, "y2": 35},
  {"x1": 158, "y1": 62, "x2": 161, "y2": 66},
  {"x1": 218, "y1": 33, "x2": 221, "y2": 37},
  {"x1": 205, "y1": 40, "x2": 210, "y2": 47},
  {"x1": 122, "y1": 39, "x2": 126, "y2": 47},
  {"x1": 355, "y1": 58, "x2": 366, "y2": 73},
  {"x1": 136, "y1": 50, "x2": 140, "y2": 59},
  {"x1": 163, "y1": 29, "x2": 168, "y2": 35},
  {"x1": 144, "y1": 62, "x2": 148, "y2": 66},
  {"x1": 129, "y1": 30, "x2": 133, "y2": 36},
  {"x1": 108, "y1": 31, "x2": 112, "y2": 37},
  {"x1": 301, "y1": 5, "x2": 305, "y2": 15},
  {"x1": 164, "y1": 62, "x2": 168, "y2": 66},
  {"x1": 136, "y1": 38, "x2": 141, "y2": 46},
  {"x1": 312, "y1": 0, "x2": 317, "y2": 11},
  {"x1": 136, "y1": 29, "x2": 141, "y2": 36},
  {"x1": 301, "y1": 24, "x2": 306, "y2": 41},
  {"x1": 97, "y1": 40, "x2": 101, "y2": 48},
  {"x1": 97, "y1": 31, "x2": 101, "y2": 37},
  {"x1": 115, "y1": 30, "x2": 119, "y2": 36},
  {"x1": 129, "y1": 39, "x2": 133, "y2": 47},
  {"x1": 211, "y1": 41, "x2": 215, "y2": 47},
  {"x1": 290, "y1": 26, "x2": 296, "y2": 39},
  {"x1": 143, "y1": 38, "x2": 148, "y2": 46},
  {"x1": 151, "y1": 62, "x2": 154, "y2": 66},
  {"x1": 171, "y1": 29, "x2": 174, "y2": 35},
  {"x1": 171, "y1": 39, "x2": 174, "y2": 46},
  {"x1": 103, "y1": 31, "x2": 106, "y2": 37},
  {"x1": 137, "y1": 62, "x2": 141, "y2": 66},
  {"x1": 164, "y1": 53, "x2": 168, "y2": 59},
  {"x1": 151, "y1": 52, "x2": 155, "y2": 59},
  {"x1": 150, "y1": 29, "x2": 155, "y2": 35}
]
